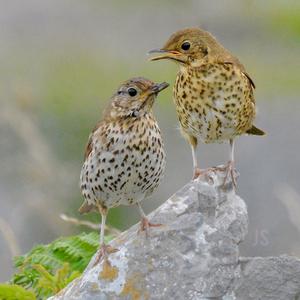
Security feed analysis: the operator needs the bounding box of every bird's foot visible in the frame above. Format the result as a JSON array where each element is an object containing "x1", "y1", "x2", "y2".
[
  {"x1": 193, "y1": 167, "x2": 215, "y2": 183},
  {"x1": 93, "y1": 244, "x2": 118, "y2": 266},
  {"x1": 221, "y1": 160, "x2": 238, "y2": 190},
  {"x1": 139, "y1": 217, "x2": 162, "y2": 237}
]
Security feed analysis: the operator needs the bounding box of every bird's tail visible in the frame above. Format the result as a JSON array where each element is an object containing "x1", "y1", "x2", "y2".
[
  {"x1": 246, "y1": 125, "x2": 266, "y2": 136},
  {"x1": 78, "y1": 201, "x2": 97, "y2": 214}
]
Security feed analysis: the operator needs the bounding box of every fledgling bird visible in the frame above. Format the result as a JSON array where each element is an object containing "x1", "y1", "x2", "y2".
[
  {"x1": 79, "y1": 77, "x2": 168, "y2": 262},
  {"x1": 149, "y1": 28, "x2": 265, "y2": 187}
]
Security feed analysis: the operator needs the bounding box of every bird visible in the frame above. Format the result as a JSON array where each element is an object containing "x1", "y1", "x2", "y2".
[
  {"x1": 149, "y1": 27, "x2": 265, "y2": 187},
  {"x1": 79, "y1": 77, "x2": 169, "y2": 263}
]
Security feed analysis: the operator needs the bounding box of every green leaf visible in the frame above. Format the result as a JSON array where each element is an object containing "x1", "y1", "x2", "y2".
[
  {"x1": 0, "y1": 284, "x2": 36, "y2": 300},
  {"x1": 12, "y1": 232, "x2": 99, "y2": 299},
  {"x1": 11, "y1": 231, "x2": 114, "y2": 299}
]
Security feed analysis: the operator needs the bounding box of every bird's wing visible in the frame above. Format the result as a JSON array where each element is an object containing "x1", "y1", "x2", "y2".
[
  {"x1": 242, "y1": 71, "x2": 255, "y2": 89},
  {"x1": 217, "y1": 44, "x2": 255, "y2": 89},
  {"x1": 83, "y1": 121, "x2": 104, "y2": 160},
  {"x1": 221, "y1": 60, "x2": 256, "y2": 107},
  {"x1": 222, "y1": 59, "x2": 256, "y2": 89},
  {"x1": 221, "y1": 60, "x2": 265, "y2": 135},
  {"x1": 80, "y1": 121, "x2": 107, "y2": 214},
  {"x1": 84, "y1": 133, "x2": 94, "y2": 160}
]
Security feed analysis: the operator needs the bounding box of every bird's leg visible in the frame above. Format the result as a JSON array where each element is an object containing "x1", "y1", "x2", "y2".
[
  {"x1": 191, "y1": 142, "x2": 202, "y2": 179},
  {"x1": 222, "y1": 139, "x2": 238, "y2": 189},
  {"x1": 137, "y1": 202, "x2": 162, "y2": 236},
  {"x1": 189, "y1": 135, "x2": 203, "y2": 179},
  {"x1": 188, "y1": 135, "x2": 213, "y2": 181},
  {"x1": 93, "y1": 204, "x2": 117, "y2": 266}
]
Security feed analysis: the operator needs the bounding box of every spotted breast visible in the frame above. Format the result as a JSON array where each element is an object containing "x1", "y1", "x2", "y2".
[
  {"x1": 174, "y1": 63, "x2": 255, "y2": 144},
  {"x1": 80, "y1": 114, "x2": 166, "y2": 209}
]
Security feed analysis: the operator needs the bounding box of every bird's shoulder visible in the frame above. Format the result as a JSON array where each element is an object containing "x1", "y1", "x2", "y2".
[
  {"x1": 216, "y1": 53, "x2": 256, "y2": 89},
  {"x1": 217, "y1": 59, "x2": 256, "y2": 104},
  {"x1": 84, "y1": 116, "x2": 136, "y2": 160},
  {"x1": 84, "y1": 120, "x2": 107, "y2": 160}
]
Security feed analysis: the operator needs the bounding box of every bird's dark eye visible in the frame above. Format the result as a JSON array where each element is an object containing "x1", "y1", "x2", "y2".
[
  {"x1": 127, "y1": 87, "x2": 137, "y2": 97},
  {"x1": 130, "y1": 110, "x2": 139, "y2": 118},
  {"x1": 181, "y1": 41, "x2": 190, "y2": 51}
]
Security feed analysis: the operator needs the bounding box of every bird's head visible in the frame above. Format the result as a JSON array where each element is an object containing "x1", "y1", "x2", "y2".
[
  {"x1": 107, "y1": 77, "x2": 169, "y2": 119},
  {"x1": 149, "y1": 28, "x2": 222, "y2": 68}
]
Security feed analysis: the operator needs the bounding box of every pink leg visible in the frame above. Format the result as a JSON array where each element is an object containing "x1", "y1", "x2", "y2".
[
  {"x1": 221, "y1": 139, "x2": 238, "y2": 189},
  {"x1": 137, "y1": 203, "x2": 162, "y2": 237},
  {"x1": 191, "y1": 143, "x2": 214, "y2": 181},
  {"x1": 93, "y1": 243, "x2": 118, "y2": 266},
  {"x1": 93, "y1": 204, "x2": 118, "y2": 266},
  {"x1": 222, "y1": 160, "x2": 237, "y2": 189}
]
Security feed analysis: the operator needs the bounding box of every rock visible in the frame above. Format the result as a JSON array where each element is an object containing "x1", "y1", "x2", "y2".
[
  {"x1": 231, "y1": 255, "x2": 300, "y2": 300},
  {"x1": 49, "y1": 170, "x2": 300, "y2": 300}
]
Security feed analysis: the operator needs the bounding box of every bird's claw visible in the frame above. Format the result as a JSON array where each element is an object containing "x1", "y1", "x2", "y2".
[
  {"x1": 221, "y1": 160, "x2": 238, "y2": 190},
  {"x1": 193, "y1": 167, "x2": 215, "y2": 183},
  {"x1": 93, "y1": 244, "x2": 118, "y2": 266},
  {"x1": 138, "y1": 217, "x2": 162, "y2": 237}
]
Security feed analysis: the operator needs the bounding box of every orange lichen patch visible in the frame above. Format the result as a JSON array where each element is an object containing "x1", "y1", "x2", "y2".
[
  {"x1": 121, "y1": 274, "x2": 149, "y2": 300},
  {"x1": 98, "y1": 259, "x2": 119, "y2": 281},
  {"x1": 121, "y1": 281, "x2": 141, "y2": 300}
]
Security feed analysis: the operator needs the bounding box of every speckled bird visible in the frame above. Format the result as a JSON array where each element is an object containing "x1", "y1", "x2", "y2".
[
  {"x1": 150, "y1": 28, "x2": 265, "y2": 187},
  {"x1": 79, "y1": 77, "x2": 168, "y2": 262}
]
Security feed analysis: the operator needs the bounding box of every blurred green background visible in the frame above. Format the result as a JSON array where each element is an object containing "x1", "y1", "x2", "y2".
[{"x1": 1, "y1": 0, "x2": 300, "y2": 281}]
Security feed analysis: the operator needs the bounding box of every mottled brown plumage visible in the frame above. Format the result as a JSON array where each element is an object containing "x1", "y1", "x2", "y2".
[
  {"x1": 150, "y1": 28, "x2": 265, "y2": 186},
  {"x1": 79, "y1": 77, "x2": 168, "y2": 262}
]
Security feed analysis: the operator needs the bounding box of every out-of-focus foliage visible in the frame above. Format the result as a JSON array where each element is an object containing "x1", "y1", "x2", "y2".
[
  {"x1": 269, "y1": 8, "x2": 300, "y2": 38},
  {"x1": 0, "y1": 284, "x2": 36, "y2": 300},
  {"x1": 8, "y1": 232, "x2": 111, "y2": 299},
  {"x1": 31, "y1": 263, "x2": 80, "y2": 299}
]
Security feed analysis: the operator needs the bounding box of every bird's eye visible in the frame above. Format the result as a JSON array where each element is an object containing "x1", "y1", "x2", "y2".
[
  {"x1": 127, "y1": 87, "x2": 137, "y2": 97},
  {"x1": 181, "y1": 41, "x2": 191, "y2": 51},
  {"x1": 130, "y1": 110, "x2": 139, "y2": 118}
]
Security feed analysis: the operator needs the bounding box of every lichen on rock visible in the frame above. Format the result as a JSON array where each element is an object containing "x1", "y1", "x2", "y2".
[{"x1": 49, "y1": 170, "x2": 300, "y2": 300}]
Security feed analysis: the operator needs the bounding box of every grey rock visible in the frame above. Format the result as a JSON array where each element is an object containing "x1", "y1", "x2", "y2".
[
  {"x1": 49, "y1": 170, "x2": 300, "y2": 300},
  {"x1": 231, "y1": 256, "x2": 300, "y2": 300}
]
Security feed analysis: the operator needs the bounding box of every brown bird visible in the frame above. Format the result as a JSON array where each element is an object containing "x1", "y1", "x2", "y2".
[
  {"x1": 79, "y1": 77, "x2": 168, "y2": 262},
  {"x1": 149, "y1": 28, "x2": 265, "y2": 187}
]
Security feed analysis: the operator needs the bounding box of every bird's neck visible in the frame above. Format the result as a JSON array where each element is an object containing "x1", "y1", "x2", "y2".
[{"x1": 179, "y1": 58, "x2": 210, "y2": 72}]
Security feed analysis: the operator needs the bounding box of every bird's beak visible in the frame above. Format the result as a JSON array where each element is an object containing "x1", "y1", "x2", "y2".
[
  {"x1": 141, "y1": 82, "x2": 169, "y2": 108},
  {"x1": 151, "y1": 82, "x2": 169, "y2": 94},
  {"x1": 148, "y1": 49, "x2": 186, "y2": 63}
]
